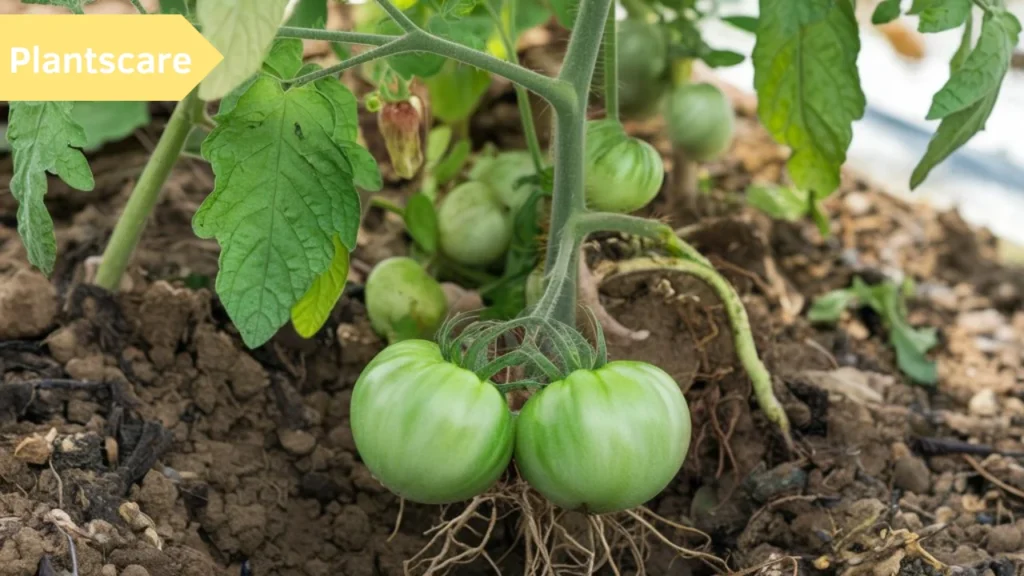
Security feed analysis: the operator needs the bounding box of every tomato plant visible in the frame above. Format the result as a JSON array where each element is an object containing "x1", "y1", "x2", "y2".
[
  {"x1": 6, "y1": 0, "x2": 1015, "y2": 546},
  {"x1": 350, "y1": 339, "x2": 515, "y2": 504}
]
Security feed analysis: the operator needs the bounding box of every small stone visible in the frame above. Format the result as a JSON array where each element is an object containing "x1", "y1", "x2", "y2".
[
  {"x1": 229, "y1": 354, "x2": 269, "y2": 400},
  {"x1": 278, "y1": 429, "x2": 317, "y2": 456},
  {"x1": 326, "y1": 426, "x2": 356, "y2": 453},
  {"x1": 892, "y1": 456, "x2": 931, "y2": 494},
  {"x1": 969, "y1": 389, "x2": 999, "y2": 417},
  {"x1": 958, "y1": 309, "x2": 1006, "y2": 336},
  {"x1": 844, "y1": 192, "x2": 872, "y2": 216},
  {"x1": 121, "y1": 565, "x2": 151, "y2": 576},
  {"x1": 987, "y1": 524, "x2": 1023, "y2": 554},
  {"x1": 0, "y1": 269, "x2": 57, "y2": 339},
  {"x1": 46, "y1": 324, "x2": 82, "y2": 364},
  {"x1": 65, "y1": 355, "x2": 107, "y2": 381},
  {"x1": 101, "y1": 565, "x2": 118, "y2": 576}
]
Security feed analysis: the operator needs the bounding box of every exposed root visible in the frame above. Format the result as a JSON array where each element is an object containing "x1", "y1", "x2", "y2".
[
  {"x1": 404, "y1": 478, "x2": 727, "y2": 576},
  {"x1": 578, "y1": 248, "x2": 650, "y2": 342}
]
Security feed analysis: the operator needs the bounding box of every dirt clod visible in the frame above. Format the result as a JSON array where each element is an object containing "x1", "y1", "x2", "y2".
[
  {"x1": 0, "y1": 268, "x2": 57, "y2": 339},
  {"x1": 279, "y1": 428, "x2": 317, "y2": 456},
  {"x1": 986, "y1": 524, "x2": 1023, "y2": 554},
  {"x1": 893, "y1": 456, "x2": 932, "y2": 494}
]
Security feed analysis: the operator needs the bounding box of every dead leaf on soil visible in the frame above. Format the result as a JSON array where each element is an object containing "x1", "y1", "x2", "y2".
[{"x1": 14, "y1": 428, "x2": 58, "y2": 465}]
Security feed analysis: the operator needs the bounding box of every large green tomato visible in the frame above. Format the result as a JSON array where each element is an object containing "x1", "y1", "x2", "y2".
[
  {"x1": 584, "y1": 120, "x2": 665, "y2": 213},
  {"x1": 515, "y1": 362, "x2": 691, "y2": 514},
  {"x1": 437, "y1": 181, "x2": 513, "y2": 267},
  {"x1": 365, "y1": 257, "x2": 447, "y2": 342},
  {"x1": 618, "y1": 19, "x2": 670, "y2": 120},
  {"x1": 469, "y1": 151, "x2": 537, "y2": 214},
  {"x1": 350, "y1": 340, "x2": 515, "y2": 504},
  {"x1": 664, "y1": 82, "x2": 736, "y2": 161}
]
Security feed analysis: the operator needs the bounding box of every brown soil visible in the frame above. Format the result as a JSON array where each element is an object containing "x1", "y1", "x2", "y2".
[{"x1": 4, "y1": 10, "x2": 1024, "y2": 576}]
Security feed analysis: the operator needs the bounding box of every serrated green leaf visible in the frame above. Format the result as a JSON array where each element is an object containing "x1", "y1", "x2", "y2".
[
  {"x1": 71, "y1": 102, "x2": 150, "y2": 152},
  {"x1": 313, "y1": 77, "x2": 360, "y2": 142},
  {"x1": 404, "y1": 192, "x2": 439, "y2": 254},
  {"x1": 926, "y1": 11, "x2": 1018, "y2": 120},
  {"x1": 753, "y1": 0, "x2": 866, "y2": 198},
  {"x1": 20, "y1": 0, "x2": 93, "y2": 14},
  {"x1": 807, "y1": 289, "x2": 855, "y2": 323},
  {"x1": 291, "y1": 236, "x2": 349, "y2": 338},
  {"x1": 721, "y1": 15, "x2": 759, "y2": 33},
  {"x1": 198, "y1": 0, "x2": 291, "y2": 101},
  {"x1": 339, "y1": 141, "x2": 383, "y2": 191},
  {"x1": 913, "y1": 11, "x2": 1020, "y2": 188},
  {"x1": 908, "y1": 0, "x2": 971, "y2": 33},
  {"x1": 193, "y1": 77, "x2": 361, "y2": 348},
  {"x1": 263, "y1": 38, "x2": 305, "y2": 80},
  {"x1": 891, "y1": 327, "x2": 938, "y2": 385},
  {"x1": 434, "y1": 139, "x2": 471, "y2": 184},
  {"x1": 7, "y1": 102, "x2": 95, "y2": 275},
  {"x1": 872, "y1": 0, "x2": 902, "y2": 24},
  {"x1": 951, "y1": 11, "x2": 973, "y2": 73},
  {"x1": 285, "y1": 0, "x2": 328, "y2": 28},
  {"x1": 426, "y1": 126, "x2": 453, "y2": 166}
]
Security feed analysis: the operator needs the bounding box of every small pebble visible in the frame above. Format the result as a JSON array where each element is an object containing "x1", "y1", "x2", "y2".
[
  {"x1": 101, "y1": 565, "x2": 117, "y2": 576},
  {"x1": 957, "y1": 309, "x2": 1005, "y2": 335},
  {"x1": 121, "y1": 565, "x2": 151, "y2": 576},
  {"x1": 278, "y1": 429, "x2": 317, "y2": 456},
  {"x1": 987, "y1": 524, "x2": 1023, "y2": 554},
  {"x1": 977, "y1": 512, "x2": 995, "y2": 526},
  {"x1": 892, "y1": 456, "x2": 931, "y2": 494},
  {"x1": 969, "y1": 389, "x2": 999, "y2": 417}
]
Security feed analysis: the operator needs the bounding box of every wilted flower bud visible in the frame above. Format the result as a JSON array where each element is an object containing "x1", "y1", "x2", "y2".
[{"x1": 377, "y1": 95, "x2": 424, "y2": 179}]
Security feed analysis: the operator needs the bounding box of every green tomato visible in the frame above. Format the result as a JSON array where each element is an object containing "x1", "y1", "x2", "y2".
[
  {"x1": 515, "y1": 361, "x2": 691, "y2": 514},
  {"x1": 617, "y1": 19, "x2": 670, "y2": 120},
  {"x1": 469, "y1": 151, "x2": 537, "y2": 213},
  {"x1": 437, "y1": 181, "x2": 513, "y2": 267},
  {"x1": 664, "y1": 82, "x2": 736, "y2": 161},
  {"x1": 351, "y1": 339, "x2": 515, "y2": 504},
  {"x1": 584, "y1": 120, "x2": 665, "y2": 213},
  {"x1": 365, "y1": 257, "x2": 447, "y2": 342}
]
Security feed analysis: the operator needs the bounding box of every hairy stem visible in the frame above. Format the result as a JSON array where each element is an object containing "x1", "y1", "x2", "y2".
[
  {"x1": 94, "y1": 92, "x2": 200, "y2": 290},
  {"x1": 541, "y1": 0, "x2": 615, "y2": 326},
  {"x1": 128, "y1": 0, "x2": 148, "y2": 14},
  {"x1": 603, "y1": 8, "x2": 618, "y2": 121},
  {"x1": 288, "y1": 36, "x2": 418, "y2": 85},
  {"x1": 485, "y1": 0, "x2": 545, "y2": 172},
  {"x1": 277, "y1": 26, "x2": 575, "y2": 111}
]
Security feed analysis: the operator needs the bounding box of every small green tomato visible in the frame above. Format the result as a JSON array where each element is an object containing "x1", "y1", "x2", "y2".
[
  {"x1": 351, "y1": 339, "x2": 515, "y2": 504},
  {"x1": 365, "y1": 257, "x2": 447, "y2": 342},
  {"x1": 617, "y1": 19, "x2": 669, "y2": 120},
  {"x1": 469, "y1": 151, "x2": 537, "y2": 214},
  {"x1": 584, "y1": 120, "x2": 665, "y2": 213},
  {"x1": 437, "y1": 181, "x2": 513, "y2": 267},
  {"x1": 514, "y1": 361, "x2": 691, "y2": 514},
  {"x1": 664, "y1": 82, "x2": 736, "y2": 162}
]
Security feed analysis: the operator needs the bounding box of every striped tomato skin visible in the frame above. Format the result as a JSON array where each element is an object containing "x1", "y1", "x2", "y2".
[
  {"x1": 350, "y1": 340, "x2": 515, "y2": 504},
  {"x1": 514, "y1": 362, "x2": 691, "y2": 514}
]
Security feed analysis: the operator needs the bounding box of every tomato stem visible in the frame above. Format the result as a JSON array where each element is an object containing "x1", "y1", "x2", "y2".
[
  {"x1": 603, "y1": 7, "x2": 619, "y2": 122},
  {"x1": 94, "y1": 91, "x2": 202, "y2": 291}
]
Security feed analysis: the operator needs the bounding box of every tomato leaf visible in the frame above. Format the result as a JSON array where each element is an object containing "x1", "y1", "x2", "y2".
[
  {"x1": 908, "y1": 0, "x2": 971, "y2": 33},
  {"x1": 950, "y1": 11, "x2": 973, "y2": 73},
  {"x1": 20, "y1": 0, "x2": 93, "y2": 14},
  {"x1": 159, "y1": 0, "x2": 192, "y2": 15},
  {"x1": 193, "y1": 76, "x2": 362, "y2": 348},
  {"x1": 926, "y1": 10, "x2": 1017, "y2": 120},
  {"x1": 745, "y1": 184, "x2": 811, "y2": 221},
  {"x1": 701, "y1": 49, "x2": 745, "y2": 68},
  {"x1": 721, "y1": 15, "x2": 758, "y2": 33},
  {"x1": 433, "y1": 139, "x2": 472, "y2": 185},
  {"x1": 912, "y1": 10, "x2": 1020, "y2": 189},
  {"x1": 198, "y1": 0, "x2": 291, "y2": 101},
  {"x1": 286, "y1": 0, "x2": 328, "y2": 28},
  {"x1": 752, "y1": 0, "x2": 865, "y2": 199},
  {"x1": 404, "y1": 193, "x2": 439, "y2": 254},
  {"x1": 426, "y1": 126, "x2": 453, "y2": 167},
  {"x1": 6, "y1": 102, "x2": 95, "y2": 275},
  {"x1": 70, "y1": 102, "x2": 150, "y2": 152},
  {"x1": 871, "y1": 0, "x2": 902, "y2": 24},
  {"x1": 291, "y1": 236, "x2": 350, "y2": 338},
  {"x1": 480, "y1": 189, "x2": 543, "y2": 320}
]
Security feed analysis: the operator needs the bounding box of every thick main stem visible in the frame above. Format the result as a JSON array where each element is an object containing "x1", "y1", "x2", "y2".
[
  {"x1": 603, "y1": 7, "x2": 618, "y2": 121},
  {"x1": 94, "y1": 92, "x2": 200, "y2": 290},
  {"x1": 543, "y1": 0, "x2": 615, "y2": 327}
]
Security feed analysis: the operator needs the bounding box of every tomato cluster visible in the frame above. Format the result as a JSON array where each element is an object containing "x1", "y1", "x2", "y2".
[{"x1": 349, "y1": 338, "x2": 692, "y2": 513}]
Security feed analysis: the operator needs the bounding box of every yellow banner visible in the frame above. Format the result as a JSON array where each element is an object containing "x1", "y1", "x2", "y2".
[{"x1": 0, "y1": 15, "x2": 222, "y2": 101}]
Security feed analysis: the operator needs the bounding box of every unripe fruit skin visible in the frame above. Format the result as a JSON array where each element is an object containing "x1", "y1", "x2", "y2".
[
  {"x1": 664, "y1": 83, "x2": 736, "y2": 162},
  {"x1": 617, "y1": 20, "x2": 670, "y2": 120},
  {"x1": 437, "y1": 181, "x2": 513, "y2": 267},
  {"x1": 365, "y1": 257, "x2": 447, "y2": 341},
  {"x1": 469, "y1": 151, "x2": 536, "y2": 214},
  {"x1": 584, "y1": 120, "x2": 665, "y2": 213}
]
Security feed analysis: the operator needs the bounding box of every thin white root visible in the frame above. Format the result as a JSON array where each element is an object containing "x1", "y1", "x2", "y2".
[{"x1": 404, "y1": 478, "x2": 725, "y2": 576}]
